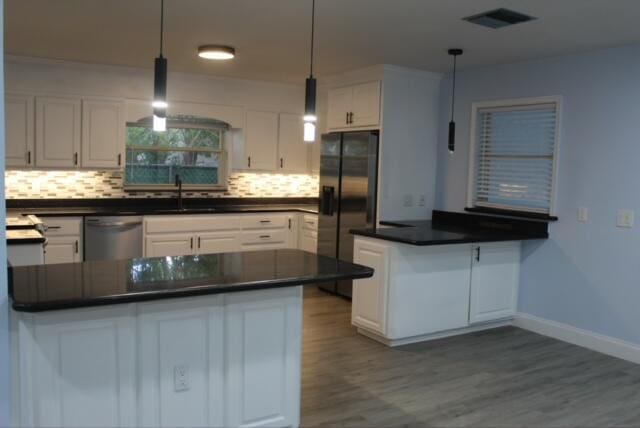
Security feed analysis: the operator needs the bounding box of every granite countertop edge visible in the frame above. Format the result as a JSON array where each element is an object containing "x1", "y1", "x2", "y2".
[
  {"x1": 349, "y1": 228, "x2": 548, "y2": 246},
  {"x1": 10, "y1": 204, "x2": 319, "y2": 217}
]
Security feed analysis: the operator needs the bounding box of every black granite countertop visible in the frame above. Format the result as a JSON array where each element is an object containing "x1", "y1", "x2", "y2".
[
  {"x1": 350, "y1": 210, "x2": 549, "y2": 246},
  {"x1": 6, "y1": 229, "x2": 46, "y2": 245},
  {"x1": 7, "y1": 197, "x2": 319, "y2": 217},
  {"x1": 9, "y1": 249, "x2": 373, "y2": 312}
]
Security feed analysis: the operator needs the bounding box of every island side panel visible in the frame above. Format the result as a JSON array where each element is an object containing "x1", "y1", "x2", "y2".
[{"x1": 11, "y1": 286, "x2": 303, "y2": 428}]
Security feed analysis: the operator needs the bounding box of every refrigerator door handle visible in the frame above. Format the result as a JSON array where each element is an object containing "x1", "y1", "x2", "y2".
[{"x1": 320, "y1": 186, "x2": 335, "y2": 216}]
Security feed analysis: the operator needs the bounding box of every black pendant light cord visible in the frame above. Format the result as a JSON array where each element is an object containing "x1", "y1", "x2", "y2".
[
  {"x1": 159, "y1": 0, "x2": 165, "y2": 57},
  {"x1": 309, "y1": 0, "x2": 315, "y2": 77},
  {"x1": 450, "y1": 54, "x2": 457, "y2": 121}
]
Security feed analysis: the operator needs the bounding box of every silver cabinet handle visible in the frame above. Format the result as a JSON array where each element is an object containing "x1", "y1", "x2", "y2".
[
  {"x1": 475, "y1": 247, "x2": 481, "y2": 262},
  {"x1": 260, "y1": 235, "x2": 271, "y2": 239},
  {"x1": 85, "y1": 221, "x2": 142, "y2": 227}
]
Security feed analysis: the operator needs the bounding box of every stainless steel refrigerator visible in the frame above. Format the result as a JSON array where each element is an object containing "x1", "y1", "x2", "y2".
[{"x1": 317, "y1": 131, "x2": 379, "y2": 298}]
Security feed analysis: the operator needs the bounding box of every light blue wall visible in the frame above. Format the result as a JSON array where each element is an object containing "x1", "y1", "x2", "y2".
[
  {"x1": 0, "y1": 0, "x2": 9, "y2": 424},
  {"x1": 435, "y1": 44, "x2": 640, "y2": 345}
]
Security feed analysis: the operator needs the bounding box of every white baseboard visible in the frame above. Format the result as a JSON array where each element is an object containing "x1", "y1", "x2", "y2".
[
  {"x1": 514, "y1": 312, "x2": 640, "y2": 365},
  {"x1": 357, "y1": 320, "x2": 513, "y2": 347}
]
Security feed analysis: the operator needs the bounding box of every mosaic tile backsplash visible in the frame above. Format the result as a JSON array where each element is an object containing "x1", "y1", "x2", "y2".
[{"x1": 6, "y1": 170, "x2": 320, "y2": 199}]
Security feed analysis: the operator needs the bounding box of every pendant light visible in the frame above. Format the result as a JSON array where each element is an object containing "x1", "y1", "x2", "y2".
[
  {"x1": 152, "y1": 0, "x2": 168, "y2": 132},
  {"x1": 447, "y1": 48, "x2": 463, "y2": 153},
  {"x1": 303, "y1": 0, "x2": 317, "y2": 142}
]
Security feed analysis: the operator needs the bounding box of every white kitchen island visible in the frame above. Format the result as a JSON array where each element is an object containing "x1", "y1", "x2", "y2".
[{"x1": 9, "y1": 250, "x2": 373, "y2": 428}]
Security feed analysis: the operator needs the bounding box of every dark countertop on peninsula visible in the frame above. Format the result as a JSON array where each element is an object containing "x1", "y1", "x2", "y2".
[
  {"x1": 7, "y1": 197, "x2": 319, "y2": 217},
  {"x1": 9, "y1": 249, "x2": 373, "y2": 312},
  {"x1": 6, "y1": 229, "x2": 46, "y2": 245},
  {"x1": 350, "y1": 210, "x2": 549, "y2": 246}
]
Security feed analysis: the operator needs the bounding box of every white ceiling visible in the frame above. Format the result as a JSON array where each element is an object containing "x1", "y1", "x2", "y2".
[{"x1": 6, "y1": 0, "x2": 640, "y2": 84}]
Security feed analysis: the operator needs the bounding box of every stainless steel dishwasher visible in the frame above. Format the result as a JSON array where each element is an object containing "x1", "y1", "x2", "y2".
[{"x1": 84, "y1": 216, "x2": 143, "y2": 261}]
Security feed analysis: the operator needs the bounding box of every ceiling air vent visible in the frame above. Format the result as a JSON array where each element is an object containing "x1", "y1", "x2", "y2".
[{"x1": 464, "y1": 8, "x2": 536, "y2": 29}]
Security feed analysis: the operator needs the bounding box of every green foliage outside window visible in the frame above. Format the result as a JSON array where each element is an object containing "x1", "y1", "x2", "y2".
[{"x1": 125, "y1": 126, "x2": 224, "y2": 188}]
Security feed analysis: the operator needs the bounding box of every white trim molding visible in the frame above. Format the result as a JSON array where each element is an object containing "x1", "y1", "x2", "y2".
[{"x1": 514, "y1": 312, "x2": 640, "y2": 365}]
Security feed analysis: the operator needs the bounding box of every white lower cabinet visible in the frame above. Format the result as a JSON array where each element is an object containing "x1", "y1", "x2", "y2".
[
  {"x1": 144, "y1": 213, "x2": 299, "y2": 257},
  {"x1": 42, "y1": 217, "x2": 83, "y2": 264},
  {"x1": 352, "y1": 236, "x2": 520, "y2": 346},
  {"x1": 145, "y1": 233, "x2": 194, "y2": 257},
  {"x1": 469, "y1": 241, "x2": 520, "y2": 324},
  {"x1": 351, "y1": 239, "x2": 388, "y2": 334},
  {"x1": 12, "y1": 287, "x2": 303, "y2": 428},
  {"x1": 297, "y1": 214, "x2": 318, "y2": 254}
]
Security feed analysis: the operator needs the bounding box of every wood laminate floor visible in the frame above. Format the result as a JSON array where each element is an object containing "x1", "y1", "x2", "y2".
[{"x1": 301, "y1": 287, "x2": 640, "y2": 427}]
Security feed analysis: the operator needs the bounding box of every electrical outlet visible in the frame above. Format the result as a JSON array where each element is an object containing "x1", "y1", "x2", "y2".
[
  {"x1": 577, "y1": 207, "x2": 588, "y2": 223},
  {"x1": 403, "y1": 194, "x2": 413, "y2": 207},
  {"x1": 617, "y1": 209, "x2": 635, "y2": 228},
  {"x1": 418, "y1": 194, "x2": 426, "y2": 207},
  {"x1": 174, "y1": 364, "x2": 190, "y2": 392}
]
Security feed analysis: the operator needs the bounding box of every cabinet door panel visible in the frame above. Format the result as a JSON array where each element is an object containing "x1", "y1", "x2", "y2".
[
  {"x1": 145, "y1": 233, "x2": 194, "y2": 257},
  {"x1": 327, "y1": 86, "x2": 352, "y2": 129},
  {"x1": 6, "y1": 94, "x2": 34, "y2": 167},
  {"x1": 197, "y1": 232, "x2": 241, "y2": 255},
  {"x1": 469, "y1": 241, "x2": 520, "y2": 324},
  {"x1": 244, "y1": 110, "x2": 278, "y2": 171},
  {"x1": 25, "y1": 306, "x2": 136, "y2": 428},
  {"x1": 352, "y1": 239, "x2": 388, "y2": 335},
  {"x1": 277, "y1": 113, "x2": 308, "y2": 172},
  {"x1": 224, "y1": 287, "x2": 302, "y2": 428},
  {"x1": 138, "y1": 296, "x2": 224, "y2": 428},
  {"x1": 35, "y1": 96, "x2": 81, "y2": 168},
  {"x1": 351, "y1": 81, "x2": 381, "y2": 127},
  {"x1": 82, "y1": 99, "x2": 125, "y2": 169},
  {"x1": 45, "y1": 236, "x2": 81, "y2": 264}
]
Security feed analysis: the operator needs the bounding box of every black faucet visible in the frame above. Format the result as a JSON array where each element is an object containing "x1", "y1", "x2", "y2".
[{"x1": 175, "y1": 174, "x2": 183, "y2": 210}]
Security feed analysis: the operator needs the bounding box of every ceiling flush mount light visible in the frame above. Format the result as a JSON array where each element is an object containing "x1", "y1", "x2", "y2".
[
  {"x1": 152, "y1": 0, "x2": 168, "y2": 132},
  {"x1": 303, "y1": 0, "x2": 317, "y2": 142},
  {"x1": 447, "y1": 48, "x2": 463, "y2": 154},
  {"x1": 198, "y1": 45, "x2": 236, "y2": 60}
]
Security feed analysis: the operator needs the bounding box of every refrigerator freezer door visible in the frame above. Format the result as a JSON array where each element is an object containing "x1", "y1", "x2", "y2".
[
  {"x1": 336, "y1": 132, "x2": 378, "y2": 297},
  {"x1": 317, "y1": 133, "x2": 342, "y2": 293}
]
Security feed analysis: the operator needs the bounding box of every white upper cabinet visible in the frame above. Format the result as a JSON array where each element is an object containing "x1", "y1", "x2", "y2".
[
  {"x1": 351, "y1": 81, "x2": 381, "y2": 127},
  {"x1": 81, "y1": 99, "x2": 125, "y2": 169},
  {"x1": 35, "y1": 96, "x2": 81, "y2": 168},
  {"x1": 277, "y1": 113, "x2": 308, "y2": 173},
  {"x1": 5, "y1": 94, "x2": 34, "y2": 168},
  {"x1": 327, "y1": 86, "x2": 353, "y2": 129},
  {"x1": 244, "y1": 110, "x2": 278, "y2": 171},
  {"x1": 327, "y1": 81, "x2": 381, "y2": 130}
]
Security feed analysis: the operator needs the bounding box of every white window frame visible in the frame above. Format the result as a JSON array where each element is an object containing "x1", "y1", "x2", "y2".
[
  {"x1": 466, "y1": 95, "x2": 562, "y2": 217},
  {"x1": 123, "y1": 126, "x2": 230, "y2": 192}
]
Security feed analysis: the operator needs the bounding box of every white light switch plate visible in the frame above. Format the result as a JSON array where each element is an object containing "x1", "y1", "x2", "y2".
[
  {"x1": 577, "y1": 207, "x2": 588, "y2": 223},
  {"x1": 617, "y1": 209, "x2": 635, "y2": 228}
]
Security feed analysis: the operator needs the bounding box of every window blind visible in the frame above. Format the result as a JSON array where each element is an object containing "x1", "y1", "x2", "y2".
[{"x1": 473, "y1": 102, "x2": 558, "y2": 214}]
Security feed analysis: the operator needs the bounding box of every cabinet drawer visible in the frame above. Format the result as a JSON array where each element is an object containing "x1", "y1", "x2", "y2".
[
  {"x1": 43, "y1": 217, "x2": 83, "y2": 236},
  {"x1": 301, "y1": 229, "x2": 317, "y2": 239},
  {"x1": 301, "y1": 215, "x2": 318, "y2": 231},
  {"x1": 240, "y1": 230, "x2": 287, "y2": 246},
  {"x1": 240, "y1": 215, "x2": 287, "y2": 230},
  {"x1": 145, "y1": 215, "x2": 241, "y2": 234}
]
